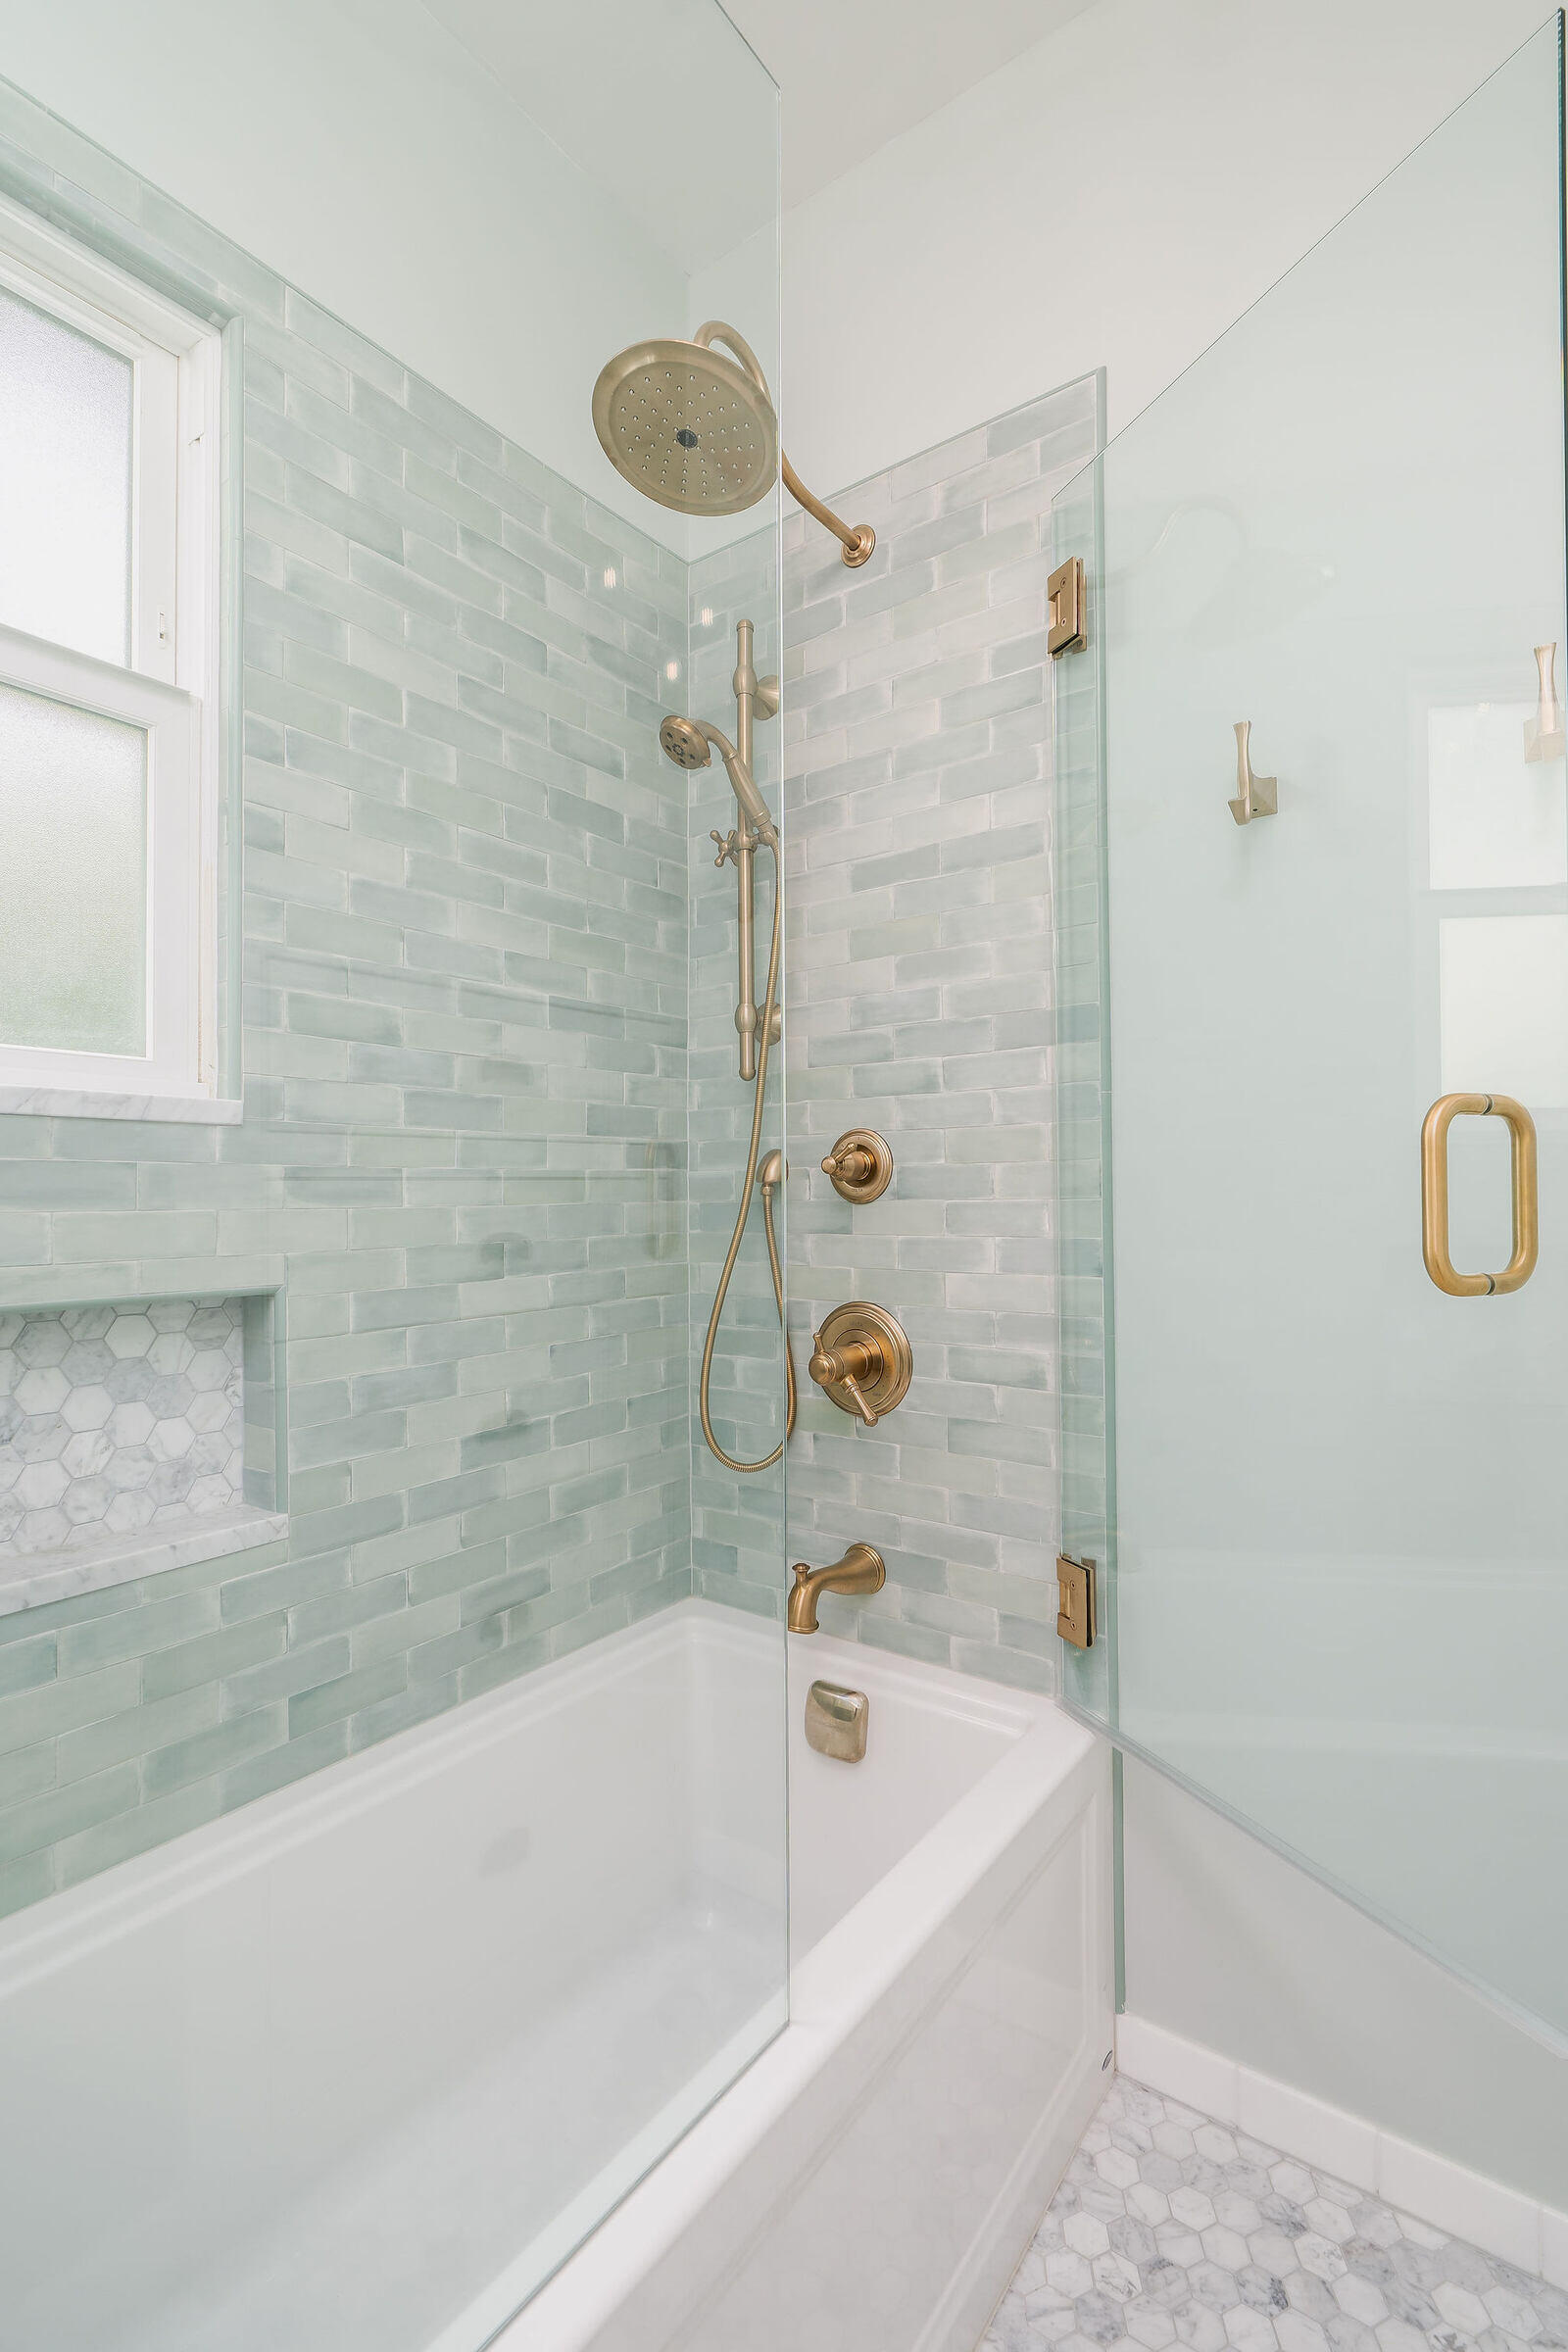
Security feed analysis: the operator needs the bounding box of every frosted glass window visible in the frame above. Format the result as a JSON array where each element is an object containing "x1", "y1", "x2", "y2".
[
  {"x1": 1428, "y1": 702, "x2": 1567, "y2": 888},
  {"x1": 0, "y1": 284, "x2": 132, "y2": 665},
  {"x1": 0, "y1": 681, "x2": 146, "y2": 1055},
  {"x1": 1439, "y1": 912, "x2": 1568, "y2": 1107}
]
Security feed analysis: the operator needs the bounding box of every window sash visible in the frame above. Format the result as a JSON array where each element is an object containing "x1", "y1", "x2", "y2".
[
  {"x1": 0, "y1": 191, "x2": 220, "y2": 701},
  {"x1": 0, "y1": 622, "x2": 200, "y2": 1097},
  {"x1": 0, "y1": 193, "x2": 221, "y2": 1105}
]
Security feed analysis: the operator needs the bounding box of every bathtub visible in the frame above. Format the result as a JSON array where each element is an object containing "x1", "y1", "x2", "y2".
[
  {"x1": 0, "y1": 1598, "x2": 1110, "y2": 2352},
  {"x1": 509, "y1": 1615, "x2": 1113, "y2": 2352}
]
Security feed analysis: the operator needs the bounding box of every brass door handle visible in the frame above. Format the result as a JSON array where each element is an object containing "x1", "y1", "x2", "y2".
[{"x1": 1420, "y1": 1092, "x2": 1539, "y2": 1296}]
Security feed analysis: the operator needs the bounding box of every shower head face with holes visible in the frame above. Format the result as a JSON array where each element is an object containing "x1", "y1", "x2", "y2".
[
  {"x1": 659, "y1": 714, "x2": 714, "y2": 771},
  {"x1": 592, "y1": 338, "x2": 778, "y2": 517}
]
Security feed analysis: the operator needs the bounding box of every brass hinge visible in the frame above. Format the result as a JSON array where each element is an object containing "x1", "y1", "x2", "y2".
[
  {"x1": 1056, "y1": 1553, "x2": 1097, "y2": 1649},
  {"x1": 1047, "y1": 557, "x2": 1087, "y2": 658}
]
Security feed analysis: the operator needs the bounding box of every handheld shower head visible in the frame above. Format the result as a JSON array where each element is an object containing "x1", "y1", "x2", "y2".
[
  {"x1": 658, "y1": 714, "x2": 712, "y2": 771},
  {"x1": 659, "y1": 713, "x2": 775, "y2": 847}
]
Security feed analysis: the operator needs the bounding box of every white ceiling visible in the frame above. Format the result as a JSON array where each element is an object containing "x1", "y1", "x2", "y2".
[
  {"x1": 721, "y1": 0, "x2": 1100, "y2": 209},
  {"x1": 421, "y1": 0, "x2": 1099, "y2": 273}
]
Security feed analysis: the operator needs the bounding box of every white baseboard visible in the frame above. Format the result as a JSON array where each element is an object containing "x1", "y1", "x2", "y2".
[{"x1": 1116, "y1": 2014, "x2": 1568, "y2": 2291}]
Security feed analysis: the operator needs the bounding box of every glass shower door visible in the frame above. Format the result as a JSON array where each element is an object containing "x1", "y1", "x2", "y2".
[{"x1": 1053, "y1": 17, "x2": 1568, "y2": 2049}]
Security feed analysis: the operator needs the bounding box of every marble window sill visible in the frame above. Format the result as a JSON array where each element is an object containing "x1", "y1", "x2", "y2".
[
  {"x1": 0, "y1": 1503, "x2": 288, "y2": 1617},
  {"x1": 0, "y1": 1089, "x2": 244, "y2": 1124}
]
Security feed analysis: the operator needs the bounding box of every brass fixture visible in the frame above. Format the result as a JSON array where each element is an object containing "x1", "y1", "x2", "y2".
[
  {"x1": 1056, "y1": 1554, "x2": 1097, "y2": 1650},
  {"x1": 787, "y1": 1542, "x2": 886, "y2": 1634},
  {"x1": 1420, "y1": 1092, "x2": 1539, "y2": 1297},
  {"x1": 780, "y1": 452, "x2": 876, "y2": 567},
  {"x1": 804, "y1": 1679, "x2": 869, "y2": 1761},
  {"x1": 1228, "y1": 719, "x2": 1278, "y2": 825},
  {"x1": 1525, "y1": 642, "x2": 1565, "y2": 761},
  {"x1": 685, "y1": 619, "x2": 782, "y2": 1079},
  {"x1": 666, "y1": 618, "x2": 796, "y2": 1475},
  {"x1": 1048, "y1": 557, "x2": 1087, "y2": 657},
  {"x1": 820, "y1": 1127, "x2": 893, "y2": 1203},
  {"x1": 592, "y1": 320, "x2": 875, "y2": 565},
  {"x1": 808, "y1": 1301, "x2": 913, "y2": 1427}
]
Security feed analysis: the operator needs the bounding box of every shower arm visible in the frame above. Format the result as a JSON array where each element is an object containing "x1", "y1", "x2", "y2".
[{"x1": 694, "y1": 321, "x2": 875, "y2": 568}]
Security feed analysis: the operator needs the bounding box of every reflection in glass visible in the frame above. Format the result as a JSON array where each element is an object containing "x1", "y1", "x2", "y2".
[
  {"x1": 1428, "y1": 702, "x2": 1566, "y2": 889},
  {"x1": 1440, "y1": 912, "x2": 1568, "y2": 1106}
]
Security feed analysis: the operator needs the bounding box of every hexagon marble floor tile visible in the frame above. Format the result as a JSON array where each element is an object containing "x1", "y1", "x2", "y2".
[{"x1": 983, "y1": 2080, "x2": 1565, "y2": 2352}]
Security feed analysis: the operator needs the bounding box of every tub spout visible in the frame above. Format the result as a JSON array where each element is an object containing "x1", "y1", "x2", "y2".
[{"x1": 787, "y1": 1543, "x2": 885, "y2": 1634}]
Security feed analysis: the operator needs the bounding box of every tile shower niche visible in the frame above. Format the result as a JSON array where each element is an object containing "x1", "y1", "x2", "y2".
[{"x1": 0, "y1": 1294, "x2": 286, "y2": 1616}]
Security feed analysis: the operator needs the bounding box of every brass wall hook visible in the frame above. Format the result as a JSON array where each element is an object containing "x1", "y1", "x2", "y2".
[
  {"x1": 1228, "y1": 720, "x2": 1278, "y2": 825},
  {"x1": 1525, "y1": 642, "x2": 1565, "y2": 762}
]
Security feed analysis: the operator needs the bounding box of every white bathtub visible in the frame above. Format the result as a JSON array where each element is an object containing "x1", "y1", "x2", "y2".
[
  {"x1": 504, "y1": 1614, "x2": 1113, "y2": 2352},
  {"x1": 0, "y1": 1598, "x2": 1110, "y2": 2352}
]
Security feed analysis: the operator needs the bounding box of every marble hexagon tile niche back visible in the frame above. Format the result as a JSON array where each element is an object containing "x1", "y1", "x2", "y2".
[{"x1": 0, "y1": 1298, "x2": 246, "y2": 1553}]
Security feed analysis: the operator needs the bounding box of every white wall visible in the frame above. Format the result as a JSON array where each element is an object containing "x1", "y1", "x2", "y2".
[
  {"x1": 1124, "y1": 1763, "x2": 1568, "y2": 2211},
  {"x1": 779, "y1": 0, "x2": 1554, "y2": 498},
  {"x1": 774, "y1": 0, "x2": 1568, "y2": 2214},
  {"x1": 0, "y1": 0, "x2": 694, "y2": 545}
]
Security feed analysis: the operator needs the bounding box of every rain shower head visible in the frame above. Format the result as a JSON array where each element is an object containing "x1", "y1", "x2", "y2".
[
  {"x1": 593, "y1": 335, "x2": 777, "y2": 519},
  {"x1": 592, "y1": 319, "x2": 875, "y2": 564}
]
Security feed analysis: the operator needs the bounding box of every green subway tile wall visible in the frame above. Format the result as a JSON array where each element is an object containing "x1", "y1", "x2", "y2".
[
  {"x1": 0, "y1": 81, "x2": 701, "y2": 1915},
  {"x1": 760, "y1": 384, "x2": 1102, "y2": 1690}
]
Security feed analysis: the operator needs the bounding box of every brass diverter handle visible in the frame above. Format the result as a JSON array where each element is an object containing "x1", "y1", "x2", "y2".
[
  {"x1": 808, "y1": 1300, "x2": 913, "y2": 1427},
  {"x1": 1421, "y1": 1092, "x2": 1539, "y2": 1296},
  {"x1": 820, "y1": 1127, "x2": 893, "y2": 1203}
]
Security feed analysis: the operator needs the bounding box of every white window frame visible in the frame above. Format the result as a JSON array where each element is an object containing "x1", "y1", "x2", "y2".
[{"x1": 0, "y1": 194, "x2": 223, "y2": 1110}]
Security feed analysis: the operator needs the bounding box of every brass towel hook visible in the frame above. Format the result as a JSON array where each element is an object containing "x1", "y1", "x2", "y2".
[
  {"x1": 1525, "y1": 643, "x2": 1566, "y2": 762},
  {"x1": 1228, "y1": 720, "x2": 1278, "y2": 826}
]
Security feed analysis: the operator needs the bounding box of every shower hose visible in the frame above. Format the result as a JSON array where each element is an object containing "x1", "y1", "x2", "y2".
[{"x1": 698, "y1": 840, "x2": 798, "y2": 1473}]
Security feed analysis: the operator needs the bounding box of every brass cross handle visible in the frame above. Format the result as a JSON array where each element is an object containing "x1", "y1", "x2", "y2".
[{"x1": 807, "y1": 1300, "x2": 913, "y2": 1425}]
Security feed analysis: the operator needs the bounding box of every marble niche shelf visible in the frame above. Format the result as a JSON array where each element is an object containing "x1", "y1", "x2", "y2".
[{"x1": 0, "y1": 1296, "x2": 287, "y2": 1618}]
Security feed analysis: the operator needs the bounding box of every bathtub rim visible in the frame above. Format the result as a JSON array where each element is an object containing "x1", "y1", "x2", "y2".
[
  {"x1": 0, "y1": 1596, "x2": 783, "y2": 1996},
  {"x1": 492, "y1": 1642, "x2": 1102, "y2": 2352}
]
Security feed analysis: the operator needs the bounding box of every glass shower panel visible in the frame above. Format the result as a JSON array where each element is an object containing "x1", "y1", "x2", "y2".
[
  {"x1": 1054, "y1": 19, "x2": 1568, "y2": 2047},
  {"x1": 0, "y1": 8, "x2": 788, "y2": 2348}
]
